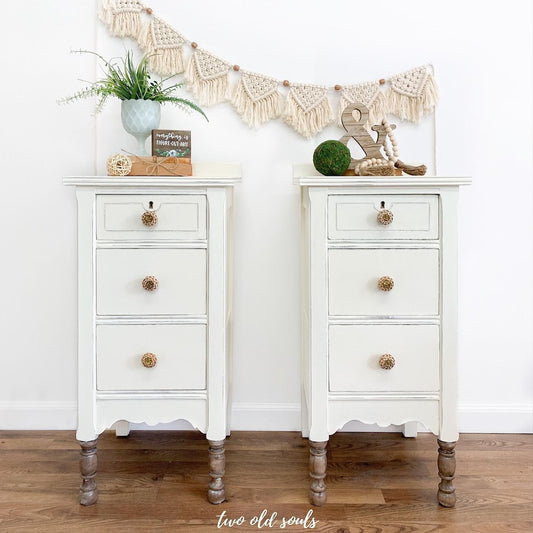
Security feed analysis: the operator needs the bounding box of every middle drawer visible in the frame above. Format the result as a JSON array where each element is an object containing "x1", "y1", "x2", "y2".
[
  {"x1": 329, "y1": 248, "x2": 439, "y2": 316},
  {"x1": 97, "y1": 248, "x2": 206, "y2": 316}
]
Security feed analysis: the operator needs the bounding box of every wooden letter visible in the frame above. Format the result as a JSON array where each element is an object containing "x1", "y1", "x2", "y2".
[
  {"x1": 437, "y1": 439, "x2": 457, "y2": 507},
  {"x1": 309, "y1": 440, "x2": 327, "y2": 506},
  {"x1": 208, "y1": 439, "x2": 226, "y2": 504},
  {"x1": 79, "y1": 440, "x2": 98, "y2": 505},
  {"x1": 339, "y1": 103, "x2": 394, "y2": 170}
]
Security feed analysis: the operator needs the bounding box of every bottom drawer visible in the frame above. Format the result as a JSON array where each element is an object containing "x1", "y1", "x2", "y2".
[
  {"x1": 329, "y1": 324, "x2": 440, "y2": 393},
  {"x1": 97, "y1": 324, "x2": 206, "y2": 391}
]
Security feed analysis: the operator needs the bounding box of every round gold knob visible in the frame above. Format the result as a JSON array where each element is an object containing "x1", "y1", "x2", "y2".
[
  {"x1": 379, "y1": 354, "x2": 395, "y2": 370},
  {"x1": 377, "y1": 209, "x2": 393, "y2": 225},
  {"x1": 142, "y1": 210, "x2": 158, "y2": 227},
  {"x1": 141, "y1": 352, "x2": 157, "y2": 368},
  {"x1": 377, "y1": 276, "x2": 394, "y2": 291},
  {"x1": 142, "y1": 276, "x2": 159, "y2": 291}
]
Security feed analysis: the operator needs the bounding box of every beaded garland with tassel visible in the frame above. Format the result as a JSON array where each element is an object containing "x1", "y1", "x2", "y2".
[
  {"x1": 185, "y1": 49, "x2": 231, "y2": 106},
  {"x1": 139, "y1": 17, "x2": 186, "y2": 75},
  {"x1": 99, "y1": 0, "x2": 144, "y2": 38},
  {"x1": 283, "y1": 84, "x2": 333, "y2": 138},
  {"x1": 231, "y1": 72, "x2": 283, "y2": 128}
]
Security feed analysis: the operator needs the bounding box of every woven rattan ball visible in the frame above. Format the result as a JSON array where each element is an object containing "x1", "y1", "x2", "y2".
[
  {"x1": 106, "y1": 154, "x2": 132, "y2": 176},
  {"x1": 313, "y1": 140, "x2": 351, "y2": 176}
]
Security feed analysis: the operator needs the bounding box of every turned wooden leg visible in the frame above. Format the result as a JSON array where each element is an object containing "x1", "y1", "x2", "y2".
[
  {"x1": 208, "y1": 439, "x2": 225, "y2": 504},
  {"x1": 79, "y1": 439, "x2": 98, "y2": 505},
  {"x1": 437, "y1": 439, "x2": 457, "y2": 507},
  {"x1": 309, "y1": 440, "x2": 327, "y2": 506}
]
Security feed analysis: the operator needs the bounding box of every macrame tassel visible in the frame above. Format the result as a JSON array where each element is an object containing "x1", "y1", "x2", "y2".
[
  {"x1": 339, "y1": 82, "x2": 387, "y2": 127},
  {"x1": 185, "y1": 50, "x2": 230, "y2": 106},
  {"x1": 395, "y1": 160, "x2": 427, "y2": 176},
  {"x1": 387, "y1": 66, "x2": 439, "y2": 122},
  {"x1": 139, "y1": 17, "x2": 186, "y2": 75},
  {"x1": 99, "y1": 0, "x2": 144, "y2": 39},
  {"x1": 283, "y1": 85, "x2": 333, "y2": 138},
  {"x1": 232, "y1": 72, "x2": 282, "y2": 128}
]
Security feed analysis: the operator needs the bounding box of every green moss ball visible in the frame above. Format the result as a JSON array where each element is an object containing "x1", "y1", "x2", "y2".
[{"x1": 313, "y1": 140, "x2": 351, "y2": 176}]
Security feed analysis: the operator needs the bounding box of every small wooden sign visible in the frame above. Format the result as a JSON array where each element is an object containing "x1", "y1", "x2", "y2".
[{"x1": 151, "y1": 129, "x2": 191, "y2": 158}]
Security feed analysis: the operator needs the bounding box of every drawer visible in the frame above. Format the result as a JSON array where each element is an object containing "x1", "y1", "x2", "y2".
[
  {"x1": 97, "y1": 248, "x2": 206, "y2": 316},
  {"x1": 97, "y1": 324, "x2": 206, "y2": 391},
  {"x1": 329, "y1": 248, "x2": 439, "y2": 316},
  {"x1": 96, "y1": 195, "x2": 206, "y2": 240},
  {"x1": 328, "y1": 194, "x2": 439, "y2": 240},
  {"x1": 329, "y1": 324, "x2": 440, "y2": 392}
]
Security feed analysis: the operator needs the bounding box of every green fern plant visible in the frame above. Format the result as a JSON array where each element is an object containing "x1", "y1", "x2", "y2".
[{"x1": 58, "y1": 50, "x2": 207, "y2": 120}]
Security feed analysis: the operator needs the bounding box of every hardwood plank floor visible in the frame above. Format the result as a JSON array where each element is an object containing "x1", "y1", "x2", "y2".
[{"x1": 0, "y1": 431, "x2": 531, "y2": 532}]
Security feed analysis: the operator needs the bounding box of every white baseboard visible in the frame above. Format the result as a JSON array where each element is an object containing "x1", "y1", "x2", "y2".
[
  {"x1": 0, "y1": 401, "x2": 77, "y2": 430},
  {"x1": 230, "y1": 402, "x2": 301, "y2": 431},
  {"x1": 1, "y1": 401, "x2": 531, "y2": 433},
  {"x1": 458, "y1": 403, "x2": 533, "y2": 433}
]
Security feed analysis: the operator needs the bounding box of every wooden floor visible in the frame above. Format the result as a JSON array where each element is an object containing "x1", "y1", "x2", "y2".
[{"x1": 0, "y1": 431, "x2": 531, "y2": 532}]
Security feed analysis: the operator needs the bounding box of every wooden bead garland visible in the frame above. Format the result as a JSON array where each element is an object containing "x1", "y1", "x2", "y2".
[{"x1": 106, "y1": 154, "x2": 132, "y2": 176}]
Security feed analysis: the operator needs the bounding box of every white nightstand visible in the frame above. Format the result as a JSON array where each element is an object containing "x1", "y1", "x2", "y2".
[
  {"x1": 295, "y1": 166, "x2": 470, "y2": 507},
  {"x1": 64, "y1": 165, "x2": 240, "y2": 505}
]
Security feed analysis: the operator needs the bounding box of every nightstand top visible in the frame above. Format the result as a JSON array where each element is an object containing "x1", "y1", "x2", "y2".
[
  {"x1": 64, "y1": 163, "x2": 241, "y2": 187},
  {"x1": 293, "y1": 164, "x2": 471, "y2": 187}
]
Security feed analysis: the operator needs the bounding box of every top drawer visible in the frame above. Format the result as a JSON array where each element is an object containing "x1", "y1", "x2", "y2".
[
  {"x1": 96, "y1": 195, "x2": 207, "y2": 241},
  {"x1": 328, "y1": 194, "x2": 439, "y2": 240}
]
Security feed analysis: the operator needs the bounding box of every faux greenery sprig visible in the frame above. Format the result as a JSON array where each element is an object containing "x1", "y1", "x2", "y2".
[{"x1": 58, "y1": 50, "x2": 207, "y2": 120}]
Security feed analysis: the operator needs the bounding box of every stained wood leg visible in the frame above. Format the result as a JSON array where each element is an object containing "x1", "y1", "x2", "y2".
[
  {"x1": 79, "y1": 439, "x2": 98, "y2": 505},
  {"x1": 208, "y1": 439, "x2": 225, "y2": 504},
  {"x1": 437, "y1": 439, "x2": 457, "y2": 507},
  {"x1": 309, "y1": 440, "x2": 327, "y2": 506}
]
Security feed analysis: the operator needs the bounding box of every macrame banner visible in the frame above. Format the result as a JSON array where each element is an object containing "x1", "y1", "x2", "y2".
[
  {"x1": 100, "y1": 0, "x2": 144, "y2": 38},
  {"x1": 388, "y1": 66, "x2": 439, "y2": 123},
  {"x1": 139, "y1": 16, "x2": 186, "y2": 75},
  {"x1": 232, "y1": 72, "x2": 283, "y2": 128},
  {"x1": 99, "y1": 0, "x2": 439, "y2": 136},
  {"x1": 185, "y1": 49, "x2": 231, "y2": 106},
  {"x1": 284, "y1": 85, "x2": 333, "y2": 139}
]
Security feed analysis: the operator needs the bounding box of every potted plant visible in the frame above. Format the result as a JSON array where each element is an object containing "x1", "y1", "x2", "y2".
[{"x1": 59, "y1": 50, "x2": 207, "y2": 155}]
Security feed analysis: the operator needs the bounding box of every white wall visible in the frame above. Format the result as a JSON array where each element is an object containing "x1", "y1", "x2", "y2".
[{"x1": 0, "y1": 0, "x2": 531, "y2": 433}]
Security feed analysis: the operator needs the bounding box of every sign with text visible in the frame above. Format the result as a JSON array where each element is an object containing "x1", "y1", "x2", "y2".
[{"x1": 152, "y1": 129, "x2": 191, "y2": 158}]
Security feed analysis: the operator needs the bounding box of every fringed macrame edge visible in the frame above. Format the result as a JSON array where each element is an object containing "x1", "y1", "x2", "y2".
[
  {"x1": 98, "y1": 1, "x2": 440, "y2": 135},
  {"x1": 283, "y1": 90, "x2": 333, "y2": 138},
  {"x1": 185, "y1": 53, "x2": 230, "y2": 106},
  {"x1": 139, "y1": 20, "x2": 186, "y2": 75},
  {"x1": 99, "y1": 0, "x2": 143, "y2": 39},
  {"x1": 232, "y1": 80, "x2": 283, "y2": 128},
  {"x1": 387, "y1": 70, "x2": 439, "y2": 123}
]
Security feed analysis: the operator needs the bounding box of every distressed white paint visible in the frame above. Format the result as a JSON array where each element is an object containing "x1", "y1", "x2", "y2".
[
  {"x1": 296, "y1": 174, "x2": 470, "y2": 443},
  {"x1": 64, "y1": 172, "x2": 239, "y2": 441},
  {"x1": 0, "y1": 1, "x2": 532, "y2": 433}
]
